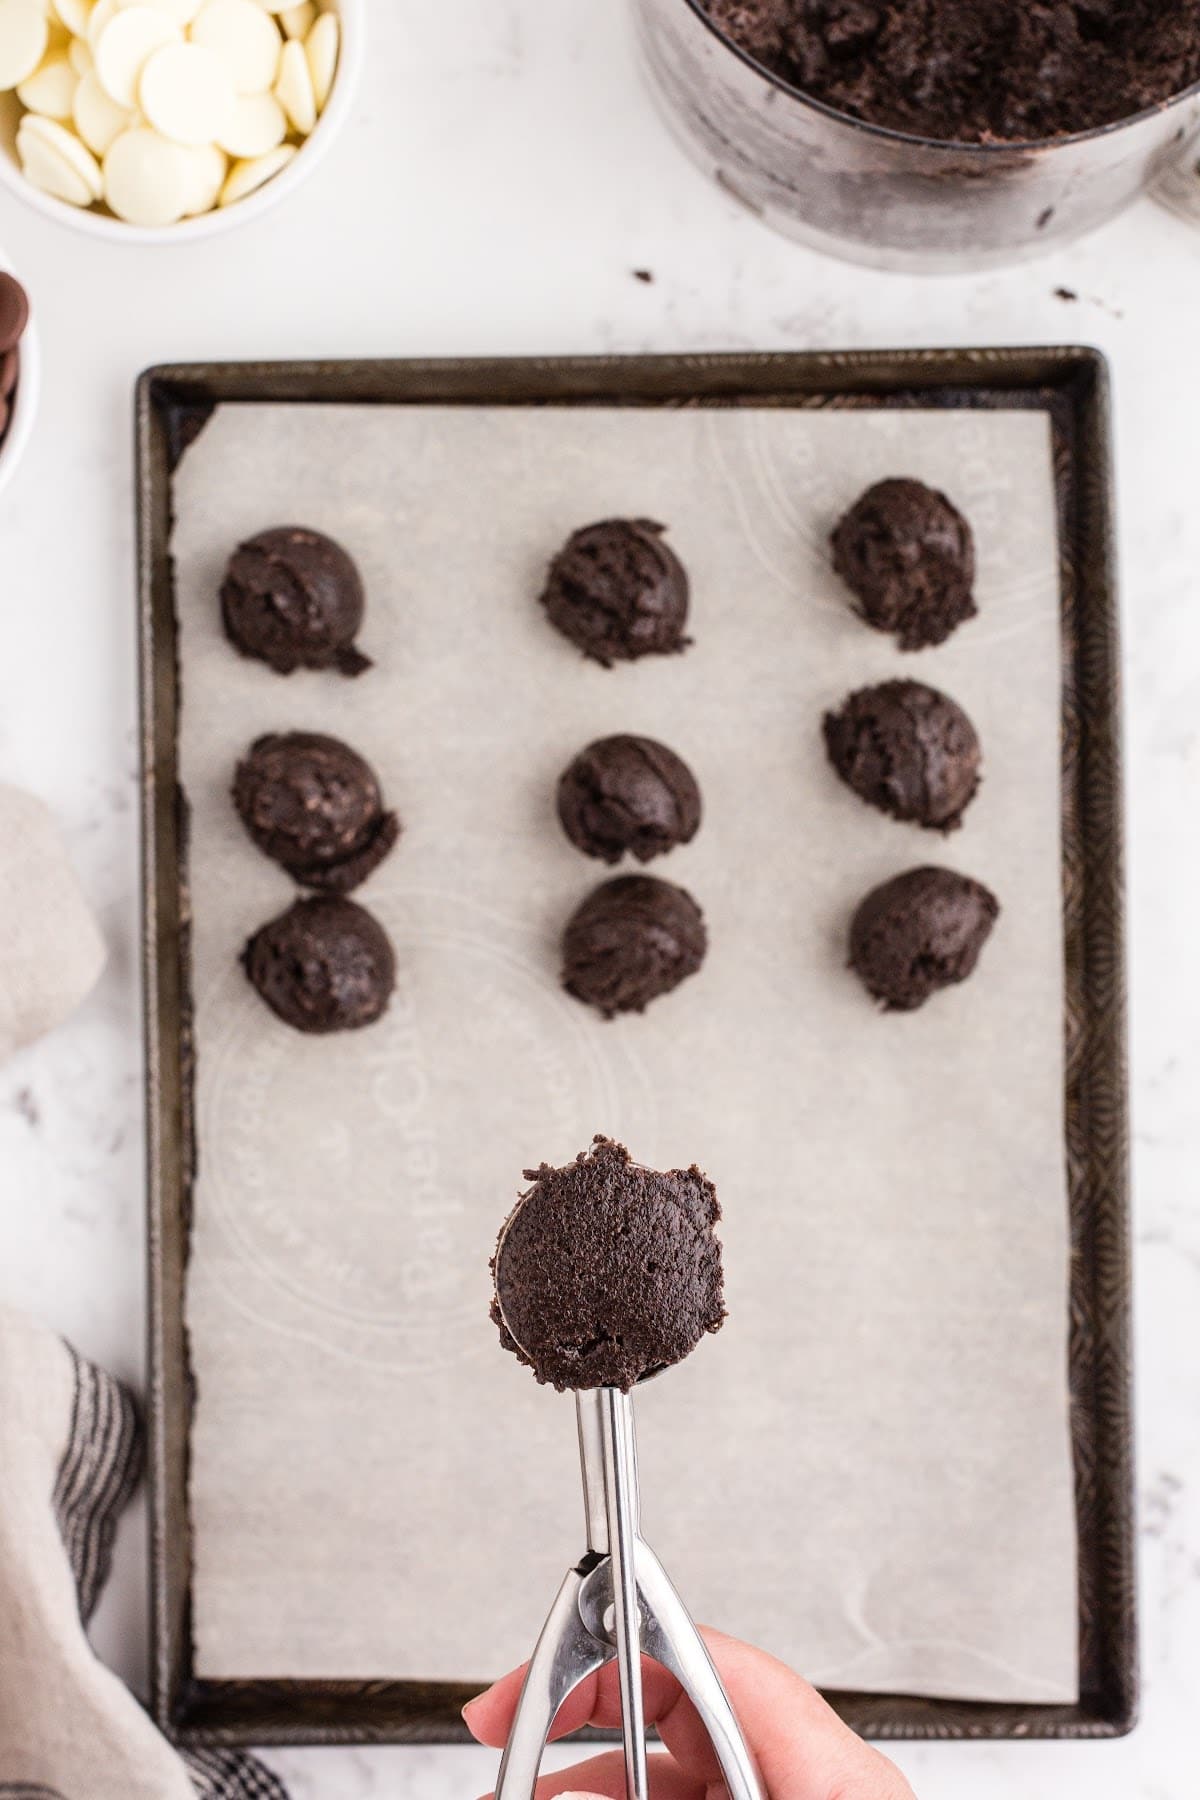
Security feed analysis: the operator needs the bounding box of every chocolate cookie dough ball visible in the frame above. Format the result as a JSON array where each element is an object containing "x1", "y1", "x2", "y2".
[
  {"x1": 540, "y1": 518, "x2": 690, "y2": 666},
  {"x1": 233, "y1": 732, "x2": 400, "y2": 893},
  {"x1": 849, "y1": 866, "x2": 999, "y2": 1012},
  {"x1": 557, "y1": 734, "x2": 702, "y2": 865},
  {"x1": 221, "y1": 526, "x2": 371, "y2": 675},
  {"x1": 823, "y1": 680, "x2": 981, "y2": 832},
  {"x1": 242, "y1": 896, "x2": 395, "y2": 1033},
  {"x1": 831, "y1": 479, "x2": 976, "y2": 652},
  {"x1": 563, "y1": 875, "x2": 707, "y2": 1017},
  {"x1": 490, "y1": 1136, "x2": 726, "y2": 1392}
]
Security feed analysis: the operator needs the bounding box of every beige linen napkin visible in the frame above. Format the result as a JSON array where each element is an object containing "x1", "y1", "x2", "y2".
[
  {"x1": 0, "y1": 785, "x2": 106, "y2": 1062},
  {"x1": 0, "y1": 1307, "x2": 285, "y2": 1800}
]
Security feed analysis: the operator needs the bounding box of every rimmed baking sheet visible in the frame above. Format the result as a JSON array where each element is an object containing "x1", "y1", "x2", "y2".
[{"x1": 138, "y1": 350, "x2": 1134, "y2": 1745}]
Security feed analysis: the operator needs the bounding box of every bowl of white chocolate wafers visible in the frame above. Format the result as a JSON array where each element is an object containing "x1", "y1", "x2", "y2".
[{"x1": 0, "y1": 0, "x2": 361, "y2": 238}]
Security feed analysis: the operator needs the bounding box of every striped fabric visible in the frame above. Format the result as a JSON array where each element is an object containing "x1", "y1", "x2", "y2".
[
  {"x1": 51, "y1": 1349, "x2": 141, "y2": 1625},
  {"x1": 41, "y1": 1340, "x2": 288, "y2": 1800},
  {"x1": 181, "y1": 1751, "x2": 288, "y2": 1800}
]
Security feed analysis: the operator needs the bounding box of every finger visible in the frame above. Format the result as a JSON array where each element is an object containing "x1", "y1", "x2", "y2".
[
  {"x1": 462, "y1": 1661, "x2": 530, "y2": 1746},
  {"x1": 464, "y1": 1654, "x2": 687, "y2": 1750},
  {"x1": 657, "y1": 1629, "x2": 913, "y2": 1800},
  {"x1": 467, "y1": 1631, "x2": 913, "y2": 1800},
  {"x1": 476, "y1": 1749, "x2": 703, "y2": 1800},
  {"x1": 465, "y1": 1633, "x2": 829, "y2": 1788},
  {"x1": 536, "y1": 1752, "x2": 701, "y2": 1799}
]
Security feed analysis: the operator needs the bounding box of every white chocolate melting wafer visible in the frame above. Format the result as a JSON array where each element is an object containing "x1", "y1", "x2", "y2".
[
  {"x1": 219, "y1": 137, "x2": 291, "y2": 203},
  {"x1": 190, "y1": 0, "x2": 279, "y2": 95},
  {"x1": 73, "y1": 63, "x2": 130, "y2": 151},
  {"x1": 19, "y1": 124, "x2": 92, "y2": 201},
  {"x1": 279, "y1": 2, "x2": 313, "y2": 40},
  {"x1": 140, "y1": 39, "x2": 232, "y2": 143},
  {"x1": 303, "y1": 5, "x2": 334, "y2": 110},
  {"x1": 17, "y1": 50, "x2": 78, "y2": 116},
  {"x1": 103, "y1": 121, "x2": 193, "y2": 221},
  {"x1": 18, "y1": 111, "x2": 103, "y2": 201},
  {"x1": 0, "y1": 0, "x2": 50, "y2": 90},
  {"x1": 87, "y1": 0, "x2": 118, "y2": 45},
  {"x1": 179, "y1": 136, "x2": 225, "y2": 212},
  {"x1": 119, "y1": 0, "x2": 203, "y2": 21},
  {"x1": 52, "y1": 0, "x2": 92, "y2": 36},
  {"x1": 215, "y1": 85, "x2": 282, "y2": 154},
  {"x1": 94, "y1": 3, "x2": 180, "y2": 107},
  {"x1": 272, "y1": 34, "x2": 311, "y2": 132}
]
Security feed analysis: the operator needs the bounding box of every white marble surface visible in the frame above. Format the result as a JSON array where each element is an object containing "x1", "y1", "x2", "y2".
[{"x1": 0, "y1": 2, "x2": 1197, "y2": 1795}]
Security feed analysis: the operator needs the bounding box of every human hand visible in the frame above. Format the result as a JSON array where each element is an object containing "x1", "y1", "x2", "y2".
[{"x1": 464, "y1": 1625, "x2": 916, "y2": 1799}]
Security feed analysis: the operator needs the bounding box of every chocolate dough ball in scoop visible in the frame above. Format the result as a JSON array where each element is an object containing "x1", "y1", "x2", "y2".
[
  {"x1": 491, "y1": 1136, "x2": 726, "y2": 1392},
  {"x1": 831, "y1": 479, "x2": 976, "y2": 652},
  {"x1": 233, "y1": 732, "x2": 400, "y2": 893},
  {"x1": 540, "y1": 518, "x2": 690, "y2": 666},
  {"x1": 242, "y1": 895, "x2": 395, "y2": 1033},
  {"x1": 557, "y1": 734, "x2": 702, "y2": 864},
  {"x1": 221, "y1": 526, "x2": 371, "y2": 675},
  {"x1": 562, "y1": 875, "x2": 707, "y2": 1017}
]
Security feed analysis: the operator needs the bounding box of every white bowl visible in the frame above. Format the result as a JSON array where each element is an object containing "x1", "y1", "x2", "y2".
[
  {"x1": 0, "y1": 0, "x2": 362, "y2": 243},
  {"x1": 0, "y1": 253, "x2": 39, "y2": 501}
]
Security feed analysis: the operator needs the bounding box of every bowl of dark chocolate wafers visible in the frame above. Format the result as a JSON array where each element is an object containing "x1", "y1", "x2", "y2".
[{"x1": 0, "y1": 261, "x2": 37, "y2": 500}]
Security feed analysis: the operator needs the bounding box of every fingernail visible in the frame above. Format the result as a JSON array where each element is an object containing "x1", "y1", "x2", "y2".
[{"x1": 461, "y1": 1691, "x2": 489, "y2": 1724}]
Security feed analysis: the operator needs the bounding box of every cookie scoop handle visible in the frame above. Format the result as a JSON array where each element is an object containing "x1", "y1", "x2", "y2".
[{"x1": 598, "y1": 1387, "x2": 649, "y2": 1799}]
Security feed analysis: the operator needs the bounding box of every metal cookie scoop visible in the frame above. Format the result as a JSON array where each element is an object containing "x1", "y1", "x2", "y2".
[{"x1": 492, "y1": 1223, "x2": 765, "y2": 1800}]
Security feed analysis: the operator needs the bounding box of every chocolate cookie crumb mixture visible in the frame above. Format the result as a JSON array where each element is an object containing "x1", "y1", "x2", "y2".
[
  {"x1": 221, "y1": 526, "x2": 371, "y2": 675},
  {"x1": 557, "y1": 734, "x2": 702, "y2": 864},
  {"x1": 491, "y1": 1136, "x2": 726, "y2": 1391},
  {"x1": 831, "y1": 478, "x2": 976, "y2": 652},
  {"x1": 700, "y1": 0, "x2": 1200, "y2": 144},
  {"x1": 562, "y1": 875, "x2": 707, "y2": 1016},
  {"x1": 233, "y1": 732, "x2": 400, "y2": 892},
  {"x1": 540, "y1": 519, "x2": 691, "y2": 666},
  {"x1": 823, "y1": 680, "x2": 981, "y2": 831},
  {"x1": 849, "y1": 865, "x2": 999, "y2": 1011},
  {"x1": 242, "y1": 895, "x2": 395, "y2": 1033}
]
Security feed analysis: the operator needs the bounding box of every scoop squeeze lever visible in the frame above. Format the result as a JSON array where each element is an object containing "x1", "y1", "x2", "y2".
[{"x1": 492, "y1": 1381, "x2": 765, "y2": 1800}]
